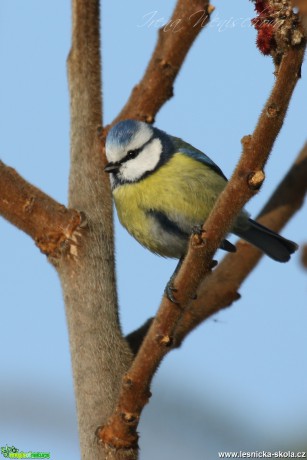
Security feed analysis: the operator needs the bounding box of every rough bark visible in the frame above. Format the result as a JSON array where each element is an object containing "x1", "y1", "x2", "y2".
[{"x1": 60, "y1": 2, "x2": 134, "y2": 459}]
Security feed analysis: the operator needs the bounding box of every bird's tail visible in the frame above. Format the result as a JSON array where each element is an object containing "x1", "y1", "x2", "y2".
[{"x1": 235, "y1": 219, "x2": 298, "y2": 262}]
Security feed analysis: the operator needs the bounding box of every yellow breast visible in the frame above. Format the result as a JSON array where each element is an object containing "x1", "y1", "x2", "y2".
[{"x1": 112, "y1": 153, "x2": 227, "y2": 255}]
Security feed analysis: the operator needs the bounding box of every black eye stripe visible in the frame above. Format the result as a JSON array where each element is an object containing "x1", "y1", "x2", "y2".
[
  {"x1": 127, "y1": 149, "x2": 139, "y2": 159},
  {"x1": 120, "y1": 148, "x2": 140, "y2": 164},
  {"x1": 120, "y1": 134, "x2": 155, "y2": 164}
]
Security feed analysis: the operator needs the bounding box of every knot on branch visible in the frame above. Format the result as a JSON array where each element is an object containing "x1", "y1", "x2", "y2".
[
  {"x1": 38, "y1": 210, "x2": 85, "y2": 262},
  {"x1": 208, "y1": 4, "x2": 215, "y2": 15},
  {"x1": 23, "y1": 196, "x2": 35, "y2": 213},
  {"x1": 156, "y1": 334, "x2": 173, "y2": 347},
  {"x1": 144, "y1": 114, "x2": 155, "y2": 124},
  {"x1": 159, "y1": 58, "x2": 178, "y2": 74},
  {"x1": 120, "y1": 412, "x2": 139, "y2": 425},
  {"x1": 247, "y1": 170, "x2": 265, "y2": 190},
  {"x1": 96, "y1": 424, "x2": 139, "y2": 450},
  {"x1": 266, "y1": 102, "x2": 280, "y2": 117},
  {"x1": 241, "y1": 135, "x2": 252, "y2": 149},
  {"x1": 191, "y1": 225, "x2": 206, "y2": 247}
]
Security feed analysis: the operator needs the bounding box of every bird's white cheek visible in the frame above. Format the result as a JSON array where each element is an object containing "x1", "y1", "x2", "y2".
[{"x1": 120, "y1": 138, "x2": 162, "y2": 182}]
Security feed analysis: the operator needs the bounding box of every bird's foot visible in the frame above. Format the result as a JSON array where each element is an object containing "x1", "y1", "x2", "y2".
[
  {"x1": 192, "y1": 224, "x2": 203, "y2": 236},
  {"x1": 165, "y1": 280, "x2": 180, "y2": 304}
]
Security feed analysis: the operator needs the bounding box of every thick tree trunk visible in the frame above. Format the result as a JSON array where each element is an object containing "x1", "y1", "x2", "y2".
[{"x1": 59, "y1": 1, "x2": 134, "y2": 458}]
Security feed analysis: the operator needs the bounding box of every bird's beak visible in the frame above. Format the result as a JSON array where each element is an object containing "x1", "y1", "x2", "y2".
[{"x1": 104, "y1": 162, "x2": 120, "y2": 173}]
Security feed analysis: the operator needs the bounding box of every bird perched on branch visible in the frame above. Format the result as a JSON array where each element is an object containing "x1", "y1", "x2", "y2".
[{"x1": 104, "y1": 119, "x2": 297, "y2": 275}]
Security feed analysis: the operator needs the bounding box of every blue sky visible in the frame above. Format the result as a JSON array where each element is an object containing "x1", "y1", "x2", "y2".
[{"x1": 0, "y1": 2, "x2": 306, "y2": 459}]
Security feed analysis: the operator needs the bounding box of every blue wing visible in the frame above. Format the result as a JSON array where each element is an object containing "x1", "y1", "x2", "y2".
[{"x1": 170, "y1": 136, "x2": 228, "y2": 180}]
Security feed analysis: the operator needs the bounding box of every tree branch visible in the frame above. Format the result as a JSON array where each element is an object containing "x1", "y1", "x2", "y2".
[
  {"x1": 175, "y1": 140, "x2": 307, "y2": 342},
  {"x1": 126, "y1": 140, "x2": 307, "y2": 351},
  {"x1": 114, "y1": 0, "x2": 214, "y2": 124},
  {"x1": 98, "y1": 36, "x2": 306, "y2": 452},
  {"x1": 0, "y1": 160, "x2": 81, "y2": 257}
]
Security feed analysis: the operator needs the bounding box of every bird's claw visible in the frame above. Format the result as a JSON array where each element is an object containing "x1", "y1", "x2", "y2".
[
  {"x1": 165, "y1": 281, "x2": 180, "y2": 304},
  {"x1": 192, "y1": 225, "x2": 203, "y2": 236}
]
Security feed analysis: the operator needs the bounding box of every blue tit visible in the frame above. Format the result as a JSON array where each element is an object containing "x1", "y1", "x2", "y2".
[{"x1": 104, "y1": 119, "x2": 297, "y2": 264}]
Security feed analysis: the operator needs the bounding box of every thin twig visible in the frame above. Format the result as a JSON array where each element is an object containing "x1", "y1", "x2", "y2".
[
  {"x1": 114, "y1": 0, "x2": 213, "y2": 124},
  {"x1": 98, "y1": 38, "x2": 306, "y2": 451},
  {"x1": 0, "y1": 160, "x2": 81, "y2": 257}
]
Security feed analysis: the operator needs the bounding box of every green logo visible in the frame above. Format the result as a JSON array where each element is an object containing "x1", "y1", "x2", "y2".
[{"x1": 1, "y1": 446, "x2": 50, "y2": 459}]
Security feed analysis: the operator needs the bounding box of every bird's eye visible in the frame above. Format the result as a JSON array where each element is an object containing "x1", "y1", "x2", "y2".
[{"x1": 126, "y1": 149, "x2": 138, "y2": 160}]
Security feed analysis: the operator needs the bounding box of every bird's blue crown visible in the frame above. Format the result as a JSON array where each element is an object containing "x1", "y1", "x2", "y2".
[{"x1": 106, "y1": 119, "x2": 145, "y2": 150}]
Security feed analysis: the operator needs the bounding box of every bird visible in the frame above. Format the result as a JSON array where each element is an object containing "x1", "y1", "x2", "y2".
[{"x1": 104, "y1": 119, "x2": 297, "y2": 277}]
